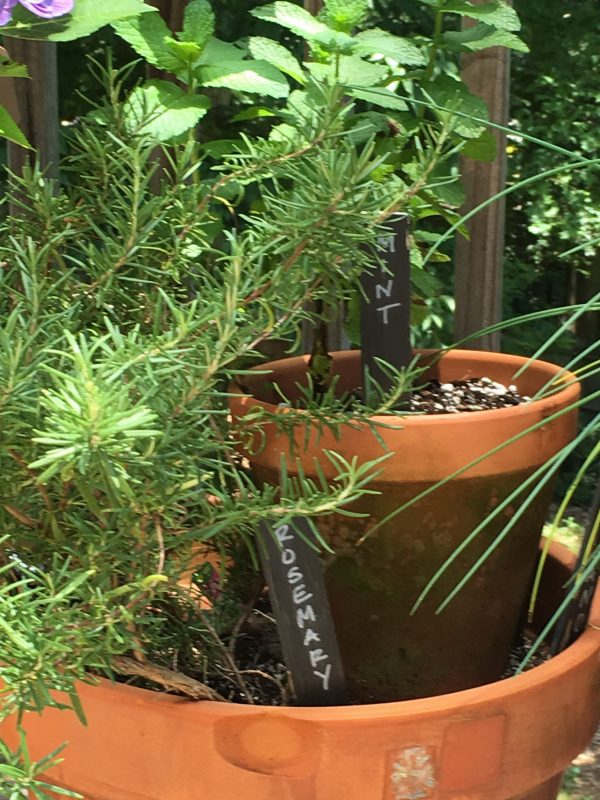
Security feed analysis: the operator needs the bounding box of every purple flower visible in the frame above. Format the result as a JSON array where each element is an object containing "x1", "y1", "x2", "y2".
[
  {"x1": 0, "y1": 0, "x2": 18, "y2": 24},
  {"x1": 0, "y1": 0, "x2": 73, "y2": 26}
]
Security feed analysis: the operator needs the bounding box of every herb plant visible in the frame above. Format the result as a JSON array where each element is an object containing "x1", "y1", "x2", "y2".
[{"x1": 0, "y1": 0, "x2": 531, "y2": 795}]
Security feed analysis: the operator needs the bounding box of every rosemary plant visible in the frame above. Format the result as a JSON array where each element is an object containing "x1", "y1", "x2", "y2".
[
  {"x1": 0, "y1": 1, "x2": 531, "y2": 794},
  {"x1": 0, "y1": 61, "x2": 426, "y2": 797}
]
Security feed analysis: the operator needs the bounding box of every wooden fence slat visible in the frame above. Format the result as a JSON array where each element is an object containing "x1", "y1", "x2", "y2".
[
  {"x1": 0, "y1": 40, "x2": 59, "y2": 179},
  {"x1": 453, "y1": 1, "x2": 512, "y2": 351}
]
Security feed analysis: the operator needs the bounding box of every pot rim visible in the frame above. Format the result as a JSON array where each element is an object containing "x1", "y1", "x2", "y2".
[{"x1": 229, "y1": 349, "x2": 580, "y2": 428}]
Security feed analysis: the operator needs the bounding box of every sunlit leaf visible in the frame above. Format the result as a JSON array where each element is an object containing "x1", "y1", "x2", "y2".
[
  {"x1": 124, "y1": 80, "x2": 210, "y2": 141},
  {"x1": 201, "y1": 60, "x2": 290, "y2": 98},
  {"x1": 0, "y1": 105, "x2": 31, "y2": 148}
]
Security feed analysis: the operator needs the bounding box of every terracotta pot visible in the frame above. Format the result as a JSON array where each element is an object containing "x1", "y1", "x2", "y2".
[
  {"x1": 229, "y1": 349, "x2": 580, "y2": 701},
  {"x1": 1, "y1": 543, "x2": 598, "y2": 800}
]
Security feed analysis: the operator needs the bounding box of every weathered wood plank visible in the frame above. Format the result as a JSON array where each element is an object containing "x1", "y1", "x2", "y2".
[
  {"x1": 0, "y1": 40, "x2": 59, "y2": 178},
  {"x1": 453, "y1": 0, "x2": 512, "y2": 351}
]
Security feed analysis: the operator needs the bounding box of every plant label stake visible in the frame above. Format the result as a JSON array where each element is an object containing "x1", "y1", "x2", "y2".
[
  {"x1": 258, "y1": 516, "x2": 348, "y2": 706},
  {"x1": 360, "y1": 214, "x2": 412, "y2": 401},
  {"x1": 550, "y1": 482, "x2": 600, "y2": 655}
]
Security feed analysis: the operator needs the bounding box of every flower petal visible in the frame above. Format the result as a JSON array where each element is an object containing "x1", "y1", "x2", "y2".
[
  {"x1": 0, "y1": 0, "x2": 18, "y2": 25},
  {"x1": 18, "y1": 0, "x2": 74, "y2": 19}
]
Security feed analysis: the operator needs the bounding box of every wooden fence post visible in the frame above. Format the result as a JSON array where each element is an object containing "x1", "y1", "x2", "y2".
[
  {"x1": 453, "y1": 1, "x2": 511, "y2": 351},
  {"x1": 300, "y1": 0, "x2": 349, "y2": 354},
  {"x1": 152, "y1": 1, "x2": 184, "y2": 32},
  {"x1": 0, "y1": 40, "x2": 59, "y2": 179}
]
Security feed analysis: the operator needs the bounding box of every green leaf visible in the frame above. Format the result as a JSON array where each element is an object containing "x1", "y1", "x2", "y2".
[
  {"x1": 427, "y1": 174, "x2": 466, "y2": 208},
  {"x1": 307, "y1": 56, "x2": 388, "y2": 87},
  {"x1": 250, "y1": 2, "x2": 327, "y2": 39},
  {"x1": 180, "y1": 0, "x2": 215, "y2": 49},
  {"x1": 201, "y1": 60, "x2": 290, "y2": 99},
  {"x1": 349, "y1": 87, "x2": 408, "y2": 111},
  {"x1": 113, "y1": 12, "x2": 183, "y2": 72},
  {"x1": 346, "y1": 112, "x2": 391, "y2": 144},
  {"x1": 441, "y1": 1, "x2": 521, "y2": 32},
  {"x1": 248, "y1": 37, "x2": 306, "y2": 84},
  {"x1": 353, "y1": 29, "x2": 427, "y2": 66},
  {"x1": 3, "y1": 0, "x2": 154, "y2": 42},
  {"x1": 124, "y1": 79, "x2": 210, "y2": 141},
  {"x1": 310, "y1": 29, "x2": 355, "y2": 53},
  {"x1": 165, "y1": 39, "x2": 203, "y2": 64},
  {"x1": 443, "y1": 23, "x2": 529, "y2": 53},
  {"x1": 321, "y1": 0, "x2": 369, "y2": 31},
  {"x1": 269, "y1": 123, "x2": 301, "y2": 143},
  {"x1": 461, "y1": 128, "x2": 497, "y2": 162},
  {"x1": 0, "y1": 105, "x2": 31, "y2": 148},
  {"x1": 198, "y1": 37, "x2": 245, "y2": 65},
  {"x1": 0, "y1": 56, "x2": 29, "y2": 78},
  {"x1": 68, "y1": 691, "x2": 87, "y2": 725},
  {"x1": 200, "y1": 138, "x2": 241, "y2": 158},
  {"x1": 426, "y1": 74, "x2": 488, "y2": 138},
  {"x1": 231, "y1": 106, "x2": 278, "y2": 122},
  {"x1": 411, "y1": 267, "x2": 441, "y2": 297}
]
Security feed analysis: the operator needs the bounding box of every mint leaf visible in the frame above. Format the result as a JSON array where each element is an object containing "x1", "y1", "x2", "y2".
[
  {"x1": 250, "y1": 2, "x2": 327, "y2": 39},
  {"x1": 411, "y1": 264, "x2": 441, "y2": 297},
  {"x1": 310, "y1": 29, "x2": 355, "y2": 53},
  {"x1": 201, "y1": 60, "x2": 290, "y2": 98},
  {"x1": 0, "y1": 105, "x2": 31, "y2": 148},
  {"x1": 199, "y1": 37, "x2": 245, "y2": 65},
  {"x1": 307, "y1": 56, "x2": 388, "y2": 87},
  {"x1": 0, "y1": 56, "x2": 28, "y2": 78},
  {"x1": 349, "y1": 87, "x2": 408, "y2": 111},
  {"x1": 269, "y1": 123, "x2": 301, "y2": 143},
  {"x1": 281, "y1": 89, "x2": 319, "y2": 128},
  {"x1": 124, "y1": 80, "x2": 210, "y2": 141},
  {"x1": 113, "y1": 12, "x2": 183, "y2": 72},
  {"x1": 353, "y1": 29, "x2": 427, "y2": 66},
  {"x1": 248, "y1": 37, "x2": 306, "y2": 84},
  {"x1": 321, "y1": 0, "x2": 369, "y2": 31},
  {"x1": 180, "y1": 0, "x2": 215, "y2": 49},
  {"x1": 426, "y1": 74, "x2": 488, "y2": 139},
  {"x1": 443, "y1": 23, "x2": 528, "y2": 53},
  {"x1": 442, "y1": 1, "x2": 521, "y2": 32},
  {"x1": 461, "y1": 129, "x2": 497, "y2": 162},
  {"x1": 231, "y1": 107, "x2": 278, "y2": 122},
  {"x1": 165, "y1": 40, "x2": 203, "y2": 65}
]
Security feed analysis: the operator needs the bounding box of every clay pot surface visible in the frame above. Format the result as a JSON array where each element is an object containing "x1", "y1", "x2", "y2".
[
  {"x1": 1, "y1": 544, "x2": 598, "y2": 800},
  {"x1": 229, "y1": 350, "x2": 580, "y2": 700}
]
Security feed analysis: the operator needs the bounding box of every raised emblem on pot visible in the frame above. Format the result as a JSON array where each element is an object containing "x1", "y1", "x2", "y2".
[{"x1": 388, "y1": 746, "x2": 436, "y2": 800}]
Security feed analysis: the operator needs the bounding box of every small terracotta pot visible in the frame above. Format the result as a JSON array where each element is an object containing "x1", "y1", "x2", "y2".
[
  {"x1": 1, "y1": 543, "x2": 598, "y2": 800},
  {"x1": 229, "y1": 350, "x2": 580, "y2": 701}
]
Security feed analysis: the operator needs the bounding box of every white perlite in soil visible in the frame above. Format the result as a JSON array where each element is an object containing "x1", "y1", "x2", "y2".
[{"x1": 409, "y1": 377, "x2": 531, "y2": 414}]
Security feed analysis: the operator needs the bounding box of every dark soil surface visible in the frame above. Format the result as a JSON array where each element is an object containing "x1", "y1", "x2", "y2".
[
  {"x1": 197, "y1": 605, "x2": 553, "y2": 707},
  {"x1": 409, "y1": 377, "x2": 531, "y2": 414},
  {"x1": 501, "y1": 628, "x2": 553, "y2": 677},
  {"x1": 211, "y1": 606, "x2": 292, "y2": 705}
]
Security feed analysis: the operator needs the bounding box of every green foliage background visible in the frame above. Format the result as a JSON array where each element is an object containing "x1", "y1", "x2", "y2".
[{"x1": 505, "y1": 0, "x2": 600, "y2": 356}]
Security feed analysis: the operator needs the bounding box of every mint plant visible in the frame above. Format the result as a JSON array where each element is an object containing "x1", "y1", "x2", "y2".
[
  {"x1": 240, "y1": 0, "x2": 527, "y2": 382},
  {"x1": 111, "y1": 0, "x2": 293, "y2": 142}
]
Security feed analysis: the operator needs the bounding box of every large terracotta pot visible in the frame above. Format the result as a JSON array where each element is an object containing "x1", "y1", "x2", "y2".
[
  {"x1": 229, "y1": 349, "x2": 580, "y2": 701},
  {"x1": 1, "y1": 544, "x2": 598, "y2": 800}
]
